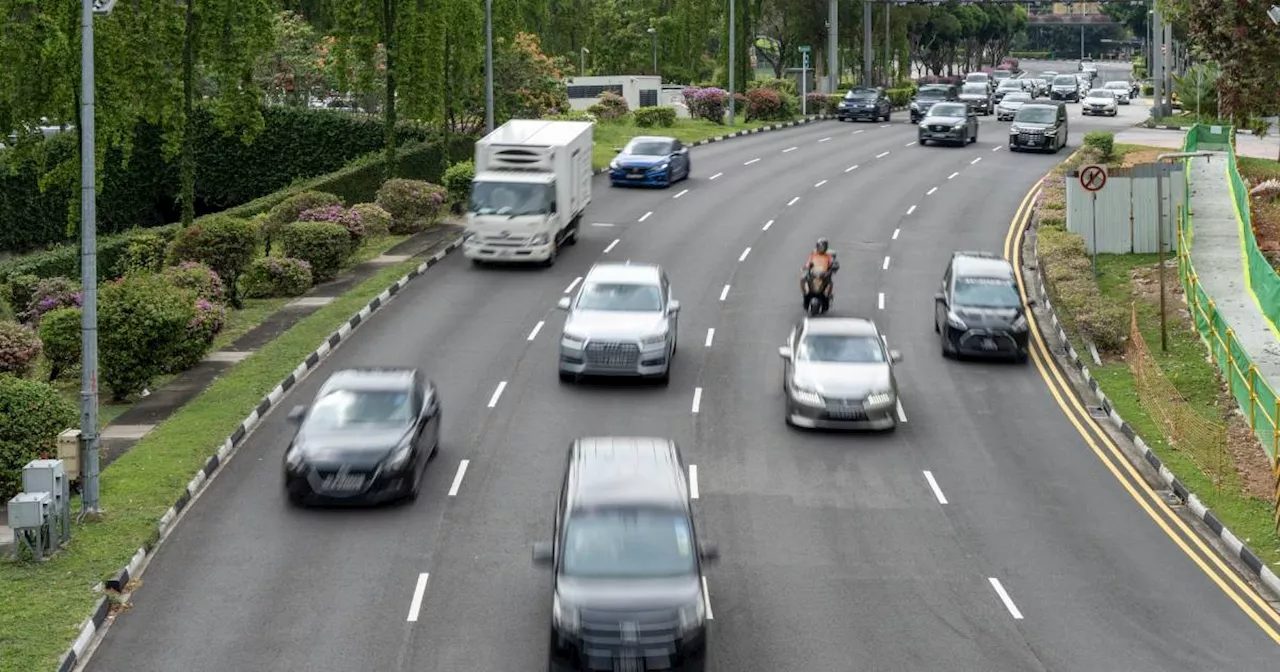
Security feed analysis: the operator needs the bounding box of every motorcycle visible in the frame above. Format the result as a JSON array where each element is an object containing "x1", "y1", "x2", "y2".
[{"x1": 802, "y1": 269, "x2": 833, "y2": 316}]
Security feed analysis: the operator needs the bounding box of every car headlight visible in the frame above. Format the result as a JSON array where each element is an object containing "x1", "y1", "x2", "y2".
[
  {"x1": 678, "y1": 598, "x2": 706, "y2": 636},
  {"x1": 609, "y1": 159, "x2": 620, "y2": 170},
  {"x1": 640, "y1": 331, "x2": 668, "y2": 346},
  {"x1": 657, "y1": 163, "x2": 669, "y2": 171},
  {"x1": 865, "y1": 391, "x2": 895, "y2": 407},
  {"x1": 530, "y1": 233, "x2": 548, "y2": 245},
  {"x1": 561, "y1": 332, "x2": 586, "y2": 346},
  {"x1": 1011, "y1": 314, "x2": 1028, "y2": 332},
  {"x1": 789, "y1": 381, "x2": 823, "y2": 406},
  {"x1": 552, "y1": 593, "x2": 580, "y2": 634},
  {"x1": 1044, "y1": 129, "x2": 1057, "y2": 136},
  {"x1": 946, "y1": 311, "x2": 968, "y2": 330},
  {"x1": 1009, "y1": 126, "x2": 1019, "y2": 135},
  {"x1": 952, "y1": 122, "x2": 965, "y2": 129},
  {"x1": 385, "y1": 443, "x2": 412, "y2": 470}
]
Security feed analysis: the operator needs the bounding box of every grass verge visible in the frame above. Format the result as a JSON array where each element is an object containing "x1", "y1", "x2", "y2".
[
  {"x1": 0, "y1": 256, "x2": 426, "y2": 672},
  {"x1": 1152, "y1": 113, "x2": 1232, "y2": 128},
  {"x1": 591, "y1": 115, "x2": 771, "y2": 170}
]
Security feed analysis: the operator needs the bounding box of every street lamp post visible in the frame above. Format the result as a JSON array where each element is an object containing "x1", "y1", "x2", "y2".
[
  {"x1": 580, "y1": 47, "x2": 589, "y2": 76},
  {"x1": 728, "y1": 0, "x2": 735, "y2": 127},
  {"x1": 648, "y1": 27, "x2": 657, "y2": 76},
  {"x1": 484, "y1": 0, "x2": 494, "y2": 133}
]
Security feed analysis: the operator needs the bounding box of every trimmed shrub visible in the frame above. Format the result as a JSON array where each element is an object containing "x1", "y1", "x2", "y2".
[
  {"x1": 242, "y1": 256, "x2": 314, "y2": 298},
  {"x1": 886, "y1": 88, "x2": 913, "y2": 108},
  {"x1": 683, "y1": 87, "x2": 730, "y2": 123},
  {"x1": 166, "y1": 298, "x2": 229, "y2": 374},
  {"x1": 3, "y1": 274, "x2": 40, "y2": 318},
  {"x1": 351, "y1": 203, "x2": 392, "y2": 237},
  {"x1": 115, "y1": 232, "x2": 170, "y2": 277},
  {"x1": 262, "y1": 190, "x2": 343, "y2": 252},
  {"x1": 282, "y1": 222, "x2": 350, "y2": 282},
  {"x1": 442, "y1": 160, "x2": 475, "y2": 211},
  {"x1": 750, "y1": 77, "x2": 797, "y2": 96},
  {"x1": 376, "y1": 179, "x2": 448, "y2": 234},
  {"x1": 633, "y1": 106, "x2": 677, "y2": 128},
  {"x1": 545, "y1": 110, "x2": 596, "y2": 122},
  {"x1": 1083, "y1": 131, "x2": 1115, "y2": 161},
  {"x1": 1037, "y1": 226, "x2": 1127, "y2": 353},
  {"x1": 587, "y1": 91, "x2": 630, "y2": 121},
  {"x1": 804, "y1": 92, "x2": 840, "y2": 116},
  {"x1": 99, "y1": 274, "x2": 196, "y2": 400},
  {"x1": 298, "y1": 204, "x2": 366, "y2": 252},
  {"x1": 162, "y1": 261, "x2": 227, "y2": 303},
  {"x1": 23, "y1": 277, "x2": 82, "y2": 325},
  {"x1": 744, "y1": 88, "x2": 793, "y2": 122},
  {"x1": 38, "y1": 307, "x2": 82, "y2": 381},
  {"x1": 1038, "y1": 187, "x2": 1067, "y2": 211},
  {"x1": 0, "y1": 322, "x2": 43, "y2": 377},
  {"x1": 166, "y1": 215, "x2": 259, "y2": 307},
  {"x1": 0, "y1": 374, "x2": 78, "y2": 500}
]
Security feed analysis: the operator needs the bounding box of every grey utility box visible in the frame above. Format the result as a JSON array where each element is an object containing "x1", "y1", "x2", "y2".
[
  {"x1": 23, "y1": 459, "x2": 67, "y2": 508},
  {"x1": 8, "y1": 491, "x2": 53, "y2": 529}
]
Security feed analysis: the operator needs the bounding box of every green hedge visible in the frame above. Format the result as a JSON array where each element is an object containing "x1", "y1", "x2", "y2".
[
  {"x1": 0, "y1": 135, "x2": 474, "y2": 284},
  {"x1": 0, "y1": 106, "x2": 441, "y2": 254},
  {"x1": 887, "y1": 88, "x2": 914, "y2": 108},
  {"x1": 1010, "y1": 51, "x2": 1051, "y2": 59}
]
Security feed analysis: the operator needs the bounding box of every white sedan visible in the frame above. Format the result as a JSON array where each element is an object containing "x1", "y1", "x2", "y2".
[
  {"x1": 1082, "y1": 89, "x2": 1118, "y2": 117},
  {"x1": 1102, "y1": 81, "x2": 1131, "y2": 105}
]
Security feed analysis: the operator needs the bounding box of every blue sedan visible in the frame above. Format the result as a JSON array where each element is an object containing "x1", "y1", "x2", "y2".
[{"x1": 608, "y1": 136, "x2": 691, "y2": 188}]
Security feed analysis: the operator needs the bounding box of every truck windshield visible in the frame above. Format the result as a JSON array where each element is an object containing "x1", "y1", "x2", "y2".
[{"x1": 469, "y1": 181, "x2": 553, "y2": 216}]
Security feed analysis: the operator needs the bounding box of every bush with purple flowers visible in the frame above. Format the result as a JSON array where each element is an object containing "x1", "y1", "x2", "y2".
[
  {"x1": 682, "y1": 87, "x2": 730, "y2": 123},
  {"x1": 351, "y1": 203, "x2": 392, "y2": 237},
  {"x1": 376, "y1": 179, "x2": 448, "y2": 234},
  {"x1": 242, "y1": 256, "x2": 314, "y2": 298},
  {"x1": 162, "y1": 261, "x2": 227, "y2": 303},
  {"x1": 23, "y1": 277, "x2": 82, "y2": 325},
  {"x1": 298, "y1": 204, "x2": 366, "y2": 251},
  {"x1": 166, "y1": 298, "x2": 229, "y2": 373},
  {"x1": 0, "y1": 321, "x2": 43, "y2": 377}
]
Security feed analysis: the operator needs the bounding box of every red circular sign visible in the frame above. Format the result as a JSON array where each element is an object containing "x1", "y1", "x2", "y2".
[{"x1": 1080, "y1": 165, "x2": 1107, "y2": 192}]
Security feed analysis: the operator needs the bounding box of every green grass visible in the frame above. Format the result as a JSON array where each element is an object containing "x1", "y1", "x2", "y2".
[
  {"x1": 591, "y1": 115, "x2": 770, "y2": 170},
  {"x1": 1086, "y1": 254, "x2": 1280, "y2": 571},
  {"x1": 1152, "y1": 113, "x2": 1231, "y2": 128},
  {"x1": 0, "y1": 258, "x2": 427, "y2": 672},
  {"x1": 344, "y1": 233, "x2": 410, "y2": 267},
  {"x1": 1238, "y1": 156, "x2": 1280, "y2": 183}
]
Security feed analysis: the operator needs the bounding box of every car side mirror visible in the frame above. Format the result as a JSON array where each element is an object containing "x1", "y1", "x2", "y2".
[
  {"x1": 549, "y1": 201, "x2": 558, "y2": 214},
  {"x1": 778, "y1": 346, "x2": 793, "y2": 360},
  {"x1": 287, "y1": 405, "x2": 307, "y2": 422},
  {"x1": 532, "y1": 541, "x2": 554, "y2": 566},
  {"x1": 667, "y1": 299, "x2": 681, "y2": 314},
  {"x1": 680, "y1": 147, "x2": 688, "y2": 154},
  {"x1": 699, "y1": 542, "x2": 719, "y2": 564},
  {"x1": 934, "y1": 293, "x2": 945, "y2": 303},
  {"x1": 890, "y1": 349, "x2": 903, "y2": 363},
  {"x1": 556, "y1": 297, "x2": 571, "y2": 310}
]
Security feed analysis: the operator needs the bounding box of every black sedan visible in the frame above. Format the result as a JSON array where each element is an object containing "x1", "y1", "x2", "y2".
[
  {"x1": 838, "y1": 87, "x2": 892, "y2": 122},
  {"x1": 283, "y1": 368, "x2": 440, "y2": 505},
  {"x1": 917, "y1": 102, "x2": 978, "y2": 147},
  {"x1": 934, "y1": 251, "x2": 1035, "y2": 362}
]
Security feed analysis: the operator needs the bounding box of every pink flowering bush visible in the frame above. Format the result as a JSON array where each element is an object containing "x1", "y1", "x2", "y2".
[
  {"x1": 682, "y1": 87, "x2": 729, "y2": 123},
  {"x1": 375, "y1": 179, "x2": 448, "y2": 234},
  {"x1": 162, "y1": 261, "x2": 227, "y2": 303},
  {"x1": 242, "y1": 256, "x2": 314, "y2": 298},
  {"x1": 166, "y1": 298, "x2": 228, "y2": 373},
  {"x1": 23, "y1": 277, "x2": 82, "y2": 325},
  {"x1": 0, "y1": 322, "x2": 43, "y2": 377},
  {"x1": 298, "y1": 204, "x2": 366, "y2": 251}
]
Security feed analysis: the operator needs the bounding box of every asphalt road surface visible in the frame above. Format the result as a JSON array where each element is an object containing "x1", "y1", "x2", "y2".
[{"x1": 84, "y1": 61, "x2": 1280, "y2": 672}]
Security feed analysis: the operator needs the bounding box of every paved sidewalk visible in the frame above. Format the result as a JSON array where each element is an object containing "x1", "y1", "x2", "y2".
[{"x1": 1186, "y1": 155, "x2": 1280, "y2": 381}]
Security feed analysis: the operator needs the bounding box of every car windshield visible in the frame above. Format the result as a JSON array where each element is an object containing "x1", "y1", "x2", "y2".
[
  {"x1": 1105, "y1": 82, "x2": 1128, "y2": 90},
  {"x1": 469, "y1": 181, "x2": 553, "y2": 216},
  {"x1": 1003, "y1": 93, "x2": 1032, "y2": 103},
  {"x1": 965, "y1": 73, "x2": 987, "y2": 81},
  {"x1": 1014, "y1": 107, "x2": 1057, "y2": 124},
  {"x1": 961, "y1": 84, "x2": 986, "y2": 95},
  {"x1": 916, "y1": 88, "x2": 948, "y2": 99},
  {"x1": 993, "y1": 70, "x2": 1011, "y2": 78},
  {"x1": 1054, "y1": 76, "x2": 1077, "y2": 86},
  {"x1": 845, "y1": 89, "x2": 877, "y2": 99},
  {"x1": 562, "y1": 508, "x2": 697, "y2": 579},
  {"x1": 998, "y1": 81, "x2": 1021, "y2": 89},
  {"x1": 575, "y1": 282, "x2": 663, "y2": 312},
  {"x1": 305, "y1": 389, "x2": 412, "y2": 430},
  {"x1": 1088, "y1": 90, "x2": 1115, "y2": 99},
  {"x1": 797, "y1": 334, "x2": 885, "y2": 364},
  {"x1": 929, "y1": 103, "x2": 966, "y2": 117},
  {"x1": 954, "y1": 276, "x2": 1022, "y2": 309},
  {"x1": 625, "y1": 140, "x2": 673, "y2": 156}
]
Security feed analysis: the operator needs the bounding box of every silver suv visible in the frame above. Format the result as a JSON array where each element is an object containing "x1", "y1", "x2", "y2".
[{"x1": 557, "y1": 262, "x2": 680, "y2": 384}]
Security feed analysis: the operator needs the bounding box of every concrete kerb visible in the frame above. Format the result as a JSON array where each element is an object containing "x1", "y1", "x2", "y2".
[
  {"x1": 55, "y1": 237, "x2": 465, "y2": 672},
  {"x1": 1021, "y1": 222, "x2": 1280, "y2": 603}
]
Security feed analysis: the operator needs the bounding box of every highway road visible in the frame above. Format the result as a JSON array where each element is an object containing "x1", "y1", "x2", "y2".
[{"x1": 84, "y1": 61, "x2": 1280, "y2": 672}]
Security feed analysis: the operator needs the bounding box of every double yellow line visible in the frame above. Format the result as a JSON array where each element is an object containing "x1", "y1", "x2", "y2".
[{"x1": 1004, "y1": 183, "x2": 1280, "y2": 643}]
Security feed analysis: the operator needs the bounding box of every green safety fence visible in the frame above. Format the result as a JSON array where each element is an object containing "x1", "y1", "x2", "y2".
[{"x1": 1177, "y1": 125, "x2": 1280, "y2": 507}]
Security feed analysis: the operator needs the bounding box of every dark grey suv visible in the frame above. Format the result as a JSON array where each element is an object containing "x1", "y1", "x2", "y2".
[
  {"x1": 934, "y1": 251, "x2": 1036, "y2": 362},
  {"x1": 1008, "y1": 103, "x2": 1067, "y2": 153},
  {"x1": 918, "y1": 102, "x2": 979, "y2": 147}
]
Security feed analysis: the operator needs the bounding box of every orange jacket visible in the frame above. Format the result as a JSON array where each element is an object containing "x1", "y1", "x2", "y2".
[{"x1": 805, "y1": 252, "x2": 834, "y2": 272}]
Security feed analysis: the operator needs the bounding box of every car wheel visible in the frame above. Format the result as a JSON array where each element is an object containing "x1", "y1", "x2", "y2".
[
  {"x1": 919, "y1": 138, "x2": 927, "y2": 146},
  {"x1": 885, "y1": 109, "x2": 892, "y2": 122},
  {"x1": 655, "y1": 367, "x2": 670, "y2": 386},
  {"x1": 471, "y1": 258, "x2": 484, "y2": 267},
  {"x1": 287, "y1": 491, "x2": 306, "y2": 507},
  {"x1": 543, "y1": 242, "x2": 558, "y2": 267},
  {"x1": 558, "y1": 370, "x2": 575, "y2": 383}
]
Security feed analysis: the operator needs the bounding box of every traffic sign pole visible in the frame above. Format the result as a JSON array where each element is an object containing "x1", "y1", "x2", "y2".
[
  {"x1": 799, "y1": 46, "x2": 810, "y2": 116},
  {"x1": 1079, "y1": 164, "x2": 1108, "y2": 277}
]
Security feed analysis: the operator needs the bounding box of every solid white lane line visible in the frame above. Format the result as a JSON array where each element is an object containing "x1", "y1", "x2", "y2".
[
  {"x1": 602, "y1": 239, "x2": 620, "y2": 254},
  {"x1": 926, "y1": 186, "x2": 938, "y2": 195},
  {"x1": 906, "y1": 205, "x2": 916, "y2": 215},
  {"x1": 852, "y1": 129, "x2": 865, "y2": 134},
  {"x1": 875, "y1": 151, "x2": 890, "y2": 159},
  {"x1": 702, "y1": 575, "x2": 715, "y2": 619},
  {"x1": 815, "y1": 179, "x2": 828, "y2": 188},
  {"x1": 564, "y1": 276, "x2": 582, "y2": 293},
  {"x1": 738, "y1": 247, "x2": 752, "y2": 262},
  {"x1": 783, "y1": 146, "x2": 798, "y2": 153},
  {"x1": 719, "y1": 285, "x2": 730, "y2": 301},
  {"x1": 970, "y1": 157, "x2": 982, "y2": 165},
  {"x1": 674, "y1": 188, "x2": 689, "y2": 199},
  {"x1": 992, "y1": 145, "x2": 1002, "y2": 152},
  {"x1": 787, "y1": 196, "x2": 800, "y2": 206},
  {"x1": 892, "y1": 228, "x2": 900, "y2": 240},
  {"x1": 896, "y1": 399, "x2": 908, "y2": 423},
  {"x1": 923, "y1": 470, "x2": 947, "y2": 504},
  {"x1": 762, "y1": 219, "x2": 775, "y2": 231},
  {"x1": 882, "y1": 256, "x2": 891, "y2": 270},
  {"x1": 527, "y1": 321, "x2": 545, "y2": 341},
  {"x1": 744, "y1": 158, "x2": 760, "y2": 165},
  {"x1": 878, "y1": 292, "x2": 885, "y2": 310},
  {"x1": 819, "y1": 137, "x2": 831, "y2": 143},
  {"x1": 590, "y1": 222, "x2": 615, "y2": 227},
  {"x1": 406, "y1": 572, "x2": 430, "y2": 622},
  {"x1": 845, "y1": 164, "x2": 859, "y2": 173},
  {"x1": 989, "y1": 578, "x2": 1025, "y2": 620},
  {"x1": 691, "y1": 387, "x2": 703, "y2": 413},
  {"x1": 705, "y1": 328, "x2": 715, "y2": 347},
  {"x1": 638, "y1": 211, "x2": 653, "y2": 222},
  {"x1": 448, "y1": 460, "x2": 470, "y2": 496},
  {"x1": 905, "y1": 141, "x2": 917, "y2": 147},
  {"x1": 486, "y1": 381, "x2": 508, "y2": 408},
  {"x1": 689, "y1": 464, "x2": 700, "y2": 499},
  {"x1": 709, "y1": 172, "x2": 723, "y2": 180},
  {"x1": 947, "y1": 171, "x2": 959, "y2": 180}
]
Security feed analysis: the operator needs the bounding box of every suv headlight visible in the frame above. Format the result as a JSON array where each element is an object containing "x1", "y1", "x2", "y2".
[
  {"x1": 609, "y1": 159, "x2": 620, "y2": 170},
  {"x1": 946, "y1": 311, "x2": 968, "y2": 330},
  {"x1": 552, "y1": 594, "x2": 580, "y2": 634},
  {"x1": 865, "y1": 391, "x2": 895, "y2": 407},
  {"x1": 789, "y1": 381, "x2": 822, "y2": 406},
  {"x1": 562, "y1": 332, "x2": 586, "y2": 346},
  {"x1": 678, "y1": 598, "x2": 706, "y2": 636},
  {"x1": 1011, "y1": 314, "x2": 1028, "y2": 332},
  {"x1": 640, "y1": 331, "x2": 668, "y2": 346}
]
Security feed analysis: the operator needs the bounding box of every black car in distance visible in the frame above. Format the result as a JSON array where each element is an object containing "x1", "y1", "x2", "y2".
[
  {"x1": 534, "y1": 437, "x2": 717, "y2": 672},
  {"x1": 1008, "y1": 102, "x2": 1068, "y2": 153},
  {"x1": 838, "y1": 86, "x2": 892, "y2": 122},
  {"x1": 909, "y1": 84, "x2": 957, "y2": 123},
  {"x1": 283, "y1": 368, "x2": 440, "y2": 505},
  {"x1": 934, "y1": 251, "x2": 1036, "y2": 362},
  {"x1": 918, "y1": 102, "x2": 979, "y2": 147}
]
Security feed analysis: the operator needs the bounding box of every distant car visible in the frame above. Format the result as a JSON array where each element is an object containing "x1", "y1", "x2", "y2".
[
  {"x1": 608, "y1": 136, "x2": 690, "y2": 188},
  {"x1": 1049, "y1": 74, "x2": 1081, "y2": 102},
  {"x1": 838, "y1": 86, "x2": 892, "y2": 122},
  {"x1": 1076, "y1": 72, "x2": 1094, "y2": 90},
  {"x1": 779, "y1": 317, "x2": 903, "y2": 431},
  {"x1": 958, "y1": 83, "x2": 993, "y2": 114},
  {"x1": 557, "y1": 262, "x2": 680, "y2": 384},
  {"x1": 1082, "y1": 88, "x2": 1119, "y2": 116},
  {"x1": 283, "y1": 368, "x2": 440, "y2": 506},
  {"x1": 1042, "y1": 70, "x2": 1059, "y2": 80},
  {"x1": 1009, "y1": 102, "x2": 1068, "y2": 153},
  {"x1": 996, "y1": 92, "x2": 1033, "y2": 121},
  {"x1": 934, "y1": 251, "x2": 1035, "y2": 362},
  {"x1": 533, "y1": 436, "x2": 716, "y2": 672},
  {"x1": 965, "y1": 71, "x2": 993, "y2": 93},
  {"x1": 918, "y1": 101, "x2": 979, "y2": 146},
  {"x1": 991, "y1": 69, "x2": 1014, "y2": 85},
  {"x1": 909, "y1": 84, "x2": 958, "y2": 123},
  {"x1": 993, "y1": 78, "x2": 1025, "y2": 104},
  {"x1": 1102, "y1": 80, "x2": 1132, "y2": 104}
]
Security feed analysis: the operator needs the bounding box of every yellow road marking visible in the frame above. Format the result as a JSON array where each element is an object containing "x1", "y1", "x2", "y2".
[{"x1": 1004, "y1": 182, "x2": 1280, "y2": 643}]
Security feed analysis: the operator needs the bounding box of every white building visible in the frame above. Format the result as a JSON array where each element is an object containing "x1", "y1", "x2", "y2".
[{"x1": 565, "y1": 76, "x2": 664, "y2": 112}]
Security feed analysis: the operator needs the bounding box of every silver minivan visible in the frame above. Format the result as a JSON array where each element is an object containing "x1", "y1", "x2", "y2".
[{"x1": 557, "y1": 262, "x2": 680, "y2": 384}]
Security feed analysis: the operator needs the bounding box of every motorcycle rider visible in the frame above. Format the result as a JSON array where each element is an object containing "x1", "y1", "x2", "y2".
[{"x1": 801, "y1": 238, "x2": 839, "y2": 305}]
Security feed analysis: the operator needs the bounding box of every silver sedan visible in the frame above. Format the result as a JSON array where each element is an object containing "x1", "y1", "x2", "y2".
[
  {"x1": 557, "y1": 262, "x2": 680, "y2": 384},
  {"x1": 778, "y1": 317, "x2": 903, "y2": 431}
]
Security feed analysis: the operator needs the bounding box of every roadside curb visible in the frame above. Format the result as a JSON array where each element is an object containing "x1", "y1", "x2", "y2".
[
  {"x1": 1023, "y1": 223, "x2": 1280, "y2": 602},
  {"x1": 55, "y1": 236, "x2": 465, "y2": 672}
]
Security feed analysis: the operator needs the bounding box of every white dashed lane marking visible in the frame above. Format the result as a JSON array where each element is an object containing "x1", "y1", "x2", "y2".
[
  {"x1": 448, "y1": 460, "x2": 470, "y2": 497},
  {"x1": 947, "y1": 172, "x2": 959, "y2": 180},
  {"x1": 638, "y1": 211, "x2": 653, "y2": 222},
  {"x1": 878, "y1": 292, "x2": 885, "y2": 310},
  {"x1": 971, "y1": 157, "x2": 982, "y2": 165},
  {"x1": 905, "y1": 141, "x2": 916, "y2": 147},
  {"x1": 892, "y1": 228, "x2": 900, "y2": 240},
  {"x1": 852, "y1": 129, "x2": 865, "y2": 135},
  {"x1": 526, "y1": 321, "x2": 544, "y2": 341},
  {"x1": 744, "y1": 158, "x2": 760, "y2": 165},
  {"x1": 875, "y1": 151, "x2": 890, "y2": 159},
  {"x1": 738, "y1": 248, "x2": 752, "y2": 262},
  {"x1": 691, "y1": 387, "x2": 703, "y2": 413},
  {"x1": 882, "y1": 256, "x2": 891, "y2": 270},
  {"x1": 709, "y1": 172, "x2": 723, "y2": 180},
  {"x1": 762, "y1": 219, "x2": 775, "y2": 231},
  {"x1": 992, "y1": 145, "x2": 1002, "y2": 152},
  {"x1": 989, "y1": 578, "x2": 1025, "y2": 620},
  {"x1": 815, "y1": 179, "x2": 827, "y2": 188},
  {"x1": 406, "y1": 573, "x2": 430, "y2": 622},
  {"x1": 705, "y1": 328, "x2": 715, "y2": 347},
  {"x1": 787, "y1": 196, "x2": 800, "y2": 206},
  {"x1": 564, "y1": 276, "x2": 582, "y2": 293},
  {"x1": 783, "y1": 146, "x2": 798, "y2": 153},
  {"x1": 702, "y1": 576, "x2": 715, "y2": 619},
  {"x1": 689, "y1": 464, "x2": 700, "y2": 498},
  {"x1": 923, "y1": 470, "x2": 947, "y2": 504},
  {"x1": 845, "y1": 165, "x2": 859, "y2": 173},
  {"x1": 602, "y1": 239, "x2": 619, "y2": 254},
  {"x1": 719, "y1": 285, "x2": 731, "y2": 301},
  {"x1": 487, "y1": 381, "x2": 508, "y2": 408},
  {"x1": 818, "y1": 137, "x2": 831, "y2": 143},
  {"x1": 926, "y1": 186, "x2": 938, "y2": 195},
  {"x1": 674, "y1": 188, "x2": 689, "y2": 199},
  {"x1": 906, "y1": 205, "x2": 916, "y2": 215},
  {"x1": 590, "y1": 222, "x2": 614, "y2": 227}
]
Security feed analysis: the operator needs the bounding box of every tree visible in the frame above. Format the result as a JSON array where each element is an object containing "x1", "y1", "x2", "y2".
[
  {"x1": 257, "y1": 10, "x2": 327, "y2": 107},
  {"x1": 1183, "y1": 0, "x2": 1280, "y2": 143},
  {"x1": 494, "y1": 32, "x2": 571, "y2": 119}
]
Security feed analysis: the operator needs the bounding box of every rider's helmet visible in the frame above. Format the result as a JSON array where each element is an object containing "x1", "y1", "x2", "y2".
[{"x1": 815, "y1": 238, "x2": 829, "y2": 254}]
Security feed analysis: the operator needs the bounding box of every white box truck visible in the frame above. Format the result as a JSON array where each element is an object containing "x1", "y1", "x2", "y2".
[{"x1": 464, "y1": 119, "x2": 594, "y2": 266}]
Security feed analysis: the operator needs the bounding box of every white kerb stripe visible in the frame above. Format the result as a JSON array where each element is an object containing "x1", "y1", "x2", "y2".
[
  {"x1": 407, "y1": 573, "x2": 430, "y2": 622},
  {"x1": 988, "y1": 578, "x2": 1024, "y2": 619}
]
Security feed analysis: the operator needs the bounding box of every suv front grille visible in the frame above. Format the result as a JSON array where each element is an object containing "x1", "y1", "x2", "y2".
[
  {"x1": 930, "y1": 124, "x2": 950, "y2": 132},
  {"x1": 579, "y1": 607, "x2": 680, "y2": 656},
  {"x1": 585, "y1": 341, "x2": 640, "y2": 368}
]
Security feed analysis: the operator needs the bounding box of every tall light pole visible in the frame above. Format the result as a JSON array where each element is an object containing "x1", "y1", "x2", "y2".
[
  {"x1": 728, "y1": 0, "x2": 735, "y2": 127},
  {"x1": 80, "y1": 0, "x2": 117, "y2": 516},
  {"x1": 884, "y1": 1, "x2": 891, "y2": 86},
  {"x1": 484, "y1": 0, "x2": 494, "y2": 133},
  {"x1": 827, "y1": 0, "x2": 838, "y2": 93},
  {"x1": 648, "y1": 27, "x2": 658, "y2": 76},
  {"x1": 863, "y1": 1, "x2": 872, "y2": 85},
  {"x1": 580, "y1": 47, "x2": 589, "y2": 76}
]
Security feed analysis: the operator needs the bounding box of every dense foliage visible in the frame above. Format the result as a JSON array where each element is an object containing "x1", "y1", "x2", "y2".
[{"x1": 0, "y1": 374, "x2": 78, "y2": 500}]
